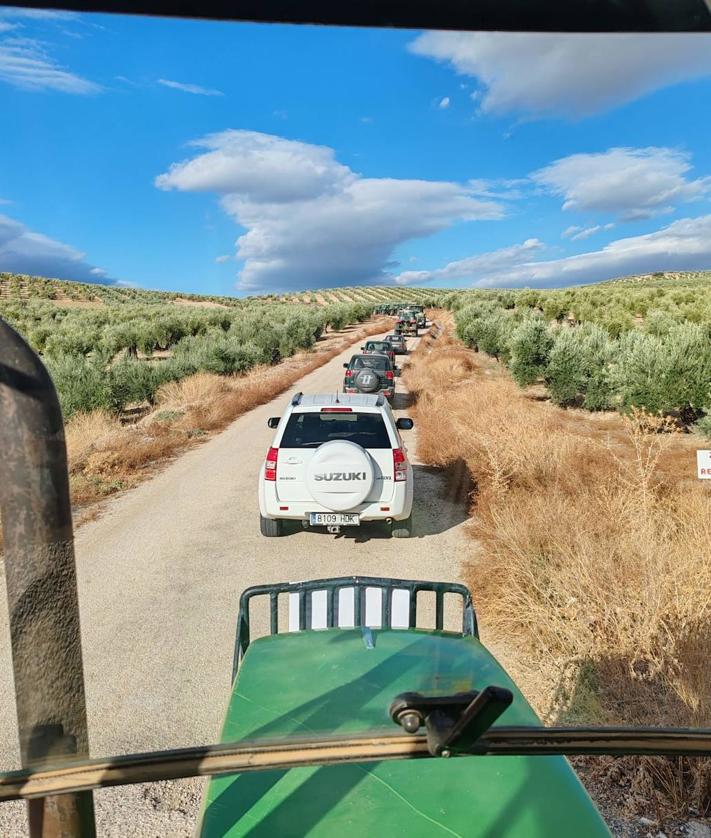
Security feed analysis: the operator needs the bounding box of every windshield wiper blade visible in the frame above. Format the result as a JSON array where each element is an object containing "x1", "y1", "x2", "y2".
[{"x1": 0, "y1": 727, "x2": 709, "y2": 802}]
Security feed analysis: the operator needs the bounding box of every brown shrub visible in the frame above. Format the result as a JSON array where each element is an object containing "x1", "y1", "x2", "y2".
[
  {"x1": 405, "y1": 320, "x2": 711, "y2": 817},
  {"x1": 156, "y1": 371, "x2": 230, "y2": 410},
  {"x1": 64, "y1": 410, "x2": 122, "y2": 466}
]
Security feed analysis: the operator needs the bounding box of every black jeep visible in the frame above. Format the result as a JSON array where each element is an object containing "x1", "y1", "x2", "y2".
[{"x1": 343, "y1": 354, "x2": 395, "y2": 399}]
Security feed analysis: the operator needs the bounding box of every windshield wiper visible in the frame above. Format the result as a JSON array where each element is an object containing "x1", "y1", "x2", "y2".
[{"x1": 0, "y1": 727, "x2": 709, "y2": 803}]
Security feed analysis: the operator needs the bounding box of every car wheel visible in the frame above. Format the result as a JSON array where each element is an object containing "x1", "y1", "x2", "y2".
[
  {"x1": 260, "y1": 515, "x2": 284, "y2": 537},
  {"x1": 391, "y1": 514, "x2": 412, "y2": 538}
]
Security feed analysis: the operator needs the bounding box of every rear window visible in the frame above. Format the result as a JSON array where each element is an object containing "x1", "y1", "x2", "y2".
[
  {"x1": 350, "y1": 355, "x2": 390, "y2": 370},
  {"x1": 280, "y1": 412, "x2": 392, "y2": 449},
  {"x1": 366, "y1": 342, "x2": 388, "y2": 349}
]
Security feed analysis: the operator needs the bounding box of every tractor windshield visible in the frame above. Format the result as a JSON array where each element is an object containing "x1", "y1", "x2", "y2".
[{"x1": 0, "y1": 5, "x2": 710, "y2": 837}]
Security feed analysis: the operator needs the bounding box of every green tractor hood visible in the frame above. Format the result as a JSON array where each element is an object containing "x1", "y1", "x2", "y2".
[{"x1": 200, "y1": 628, "x2": 609, "y2": 837}]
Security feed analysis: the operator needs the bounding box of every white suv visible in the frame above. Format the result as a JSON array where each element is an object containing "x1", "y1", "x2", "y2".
[{"x1": 259, "y1": 392, "x2": 414, "y2": 538}]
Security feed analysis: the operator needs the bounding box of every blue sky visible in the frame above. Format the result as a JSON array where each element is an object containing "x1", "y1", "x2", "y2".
[{"x1": 1, "y1": 11, "x2": 711, "y2": 295}]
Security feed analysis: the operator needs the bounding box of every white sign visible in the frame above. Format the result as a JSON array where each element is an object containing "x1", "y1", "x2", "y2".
[{"x1": 697, "y1": 450, "x2": 711, "y2": 479}]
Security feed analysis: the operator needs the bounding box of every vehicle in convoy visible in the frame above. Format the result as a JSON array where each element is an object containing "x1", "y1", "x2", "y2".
[
  {"x1": 395, "y1": 309, "x2": 419, "y2": 336},
  {"x1": 361, "y1": 338, "x2": 396, "y2": 364},
  {"x1": 258, "y1": 393, "x2": 414, "y2": 538},
  {"x1": 384, "y1": 333, "x2": 407, "y2": 354},
  {"x1": 409, "y1": 304, "x2": 427, "y2": 328},
  {"x1": 198, "y1": 574, "x2": 610, "y2": 837},
  {"x1": 343, "y1": 353, "x2": 395, "y2": 399}
]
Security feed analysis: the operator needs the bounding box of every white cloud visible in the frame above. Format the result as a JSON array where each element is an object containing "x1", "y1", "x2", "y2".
[
  {"x1": 215, "y1": 254, "x2": 231, "y2": 263},
  {"x1": 156, "y1": 130, "x2": 503, "y2": 291},
  {"x1": 408, "y1": 32, "x2": 711, "y2": 118},
  {"x1": 562, "y1": 225, "x2": 582, "y2": 238},
  {"x1": 562, "y1": 223, "x2": 615, "y2": 241},
  {"x1": 0, "y1": 21, "x2": 18, "y2": 32},
  {"x1": 0, "y1": 8, "x2": 75, "y2": 19},
  {"x1": 395, "y1": 239, "x2": 543, "y2": 285},
  {"x1": 0, "y1": 36, "x2": 99, "y2": 93},
  {"x1": 533, "y1": 147, "x2": 710, "y2": 220},
  {"x1": 438, "y1": 96, "x2": 450, "y2": 109},
  {"x1": 0, "y1": 213, "x2": 113, "y2": 282},
  {"x1": 394, "y1": 215, "x2": 711, "y2": 288},
  {"x1": 158, "y1": 78, "x2": 223, "y2": 97},
  {"x1": 468, "y1": 177, "x2": 527, "y2": 201},
  {"x1": 157, "y1": 130, "x2": 354, "y2": 202}
]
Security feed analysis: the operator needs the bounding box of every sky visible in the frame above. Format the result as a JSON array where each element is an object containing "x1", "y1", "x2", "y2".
[{"x1": 1, "y1": 11, "x2": 711, "y2": 295}]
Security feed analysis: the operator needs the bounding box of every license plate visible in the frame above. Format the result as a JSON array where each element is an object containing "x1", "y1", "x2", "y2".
[{"x1": 309, "y1": 512, "x2": 360, "y2": 526}]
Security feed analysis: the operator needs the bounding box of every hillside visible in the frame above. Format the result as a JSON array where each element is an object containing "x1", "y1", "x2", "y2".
[{"x1": 0, "y1": 272, "x2": 441, "y2": 307}]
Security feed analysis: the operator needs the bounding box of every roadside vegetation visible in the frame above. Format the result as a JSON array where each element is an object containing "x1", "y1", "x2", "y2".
[
  {"x1": 405, "y1": 313, "x2": 711, "y2": 822},
  {"x1": 0, "y1": 273, "x2": 441, "y2": 419},
  {"x1": 445, "y1": 271, "x2": 711, "y2": 436},
  {"x1": 61, "y1": 318, "x2": 393, "y2": 507},
  {"x1": 1, "y1": 272, "x2": 433, "y2": 507}
]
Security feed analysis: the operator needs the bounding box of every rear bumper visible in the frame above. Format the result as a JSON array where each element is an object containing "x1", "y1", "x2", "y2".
[{"x1": 260, "y1": 474, "x2": 413, "y2": 522}]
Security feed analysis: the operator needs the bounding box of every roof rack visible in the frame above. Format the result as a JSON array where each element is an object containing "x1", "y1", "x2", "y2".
[{"x1": 291, "y1": 392, "x2": 302, "y2": 406}]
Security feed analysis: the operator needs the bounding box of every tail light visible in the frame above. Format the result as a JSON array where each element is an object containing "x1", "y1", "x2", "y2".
[
  {"x1": 385, "y1": 370, "x2": 394, "y2": 380},
  {"x1": 393, "y1": 448, "x2": 407, "y2": 482},
  {"x1": 264, "y1": 447, "x2": 278, "y2": 481},
  {"x1": 345, "y1": 369, "x2": 353, "y2": 378}
]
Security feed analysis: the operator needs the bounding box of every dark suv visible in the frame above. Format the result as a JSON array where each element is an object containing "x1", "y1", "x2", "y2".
[
  {"x1": 409, "y1": 305, "x2": 427, "y2": 328},
  {"x1": 395, "y1": 309, "x2": 418, "y2": 336},
  {"x1": 343, "y1": 354, "x2": 395, "y2": 399},
  {"x1": 384, "y1": 334, "x2": 407, "y2": 355},
  {"x1": 361, "y1": 339, "x2": 395, "y2": 364}
]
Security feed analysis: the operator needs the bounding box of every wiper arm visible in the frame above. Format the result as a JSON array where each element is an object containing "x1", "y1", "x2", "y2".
[
  {"x1": 390, "y1": 687, "x2": 513, "y2": 757},
  {"x1": 0, "y1": 727, "x2": 709, "y2": 802}
]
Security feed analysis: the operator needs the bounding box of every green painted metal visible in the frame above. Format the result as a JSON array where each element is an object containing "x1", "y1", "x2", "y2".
[{"x1": 200, "y1": 629, "x2": 609, "y2": 836}]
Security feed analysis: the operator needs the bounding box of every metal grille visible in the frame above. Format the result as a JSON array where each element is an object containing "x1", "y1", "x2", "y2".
[{"x1": 232, "y1": 575, "x2": 478, "y2": 679}]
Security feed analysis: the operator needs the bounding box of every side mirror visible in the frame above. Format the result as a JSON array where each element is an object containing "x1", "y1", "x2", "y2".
[
  {"x1": 343, "y1": 362, "x2": 349, "y2": 368},
  {"x1": 267, "y1": 417, "x2": 280, "y2": 429},
  {"x1": 396, "y1": 417, "x2": 414, "y2": 430},
  {"x1": 394, "y1": 367, "x2": 401, "y2": 377},
  {"x1": 360, "y1": 346, "x2": 365, "y2": 350}
]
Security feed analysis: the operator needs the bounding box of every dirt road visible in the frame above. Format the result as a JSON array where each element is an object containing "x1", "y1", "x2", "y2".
[{"x1": 0, "y1": 331, "x2": 472, "y2": 836}]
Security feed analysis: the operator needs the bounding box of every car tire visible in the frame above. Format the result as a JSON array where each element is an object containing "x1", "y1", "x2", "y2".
[
  {"x1": 391, "y1": 514, "x2": 412, "y2": 538},
  {"x1": 260, "y1": 515, "x2": 283, "y2": 537}
]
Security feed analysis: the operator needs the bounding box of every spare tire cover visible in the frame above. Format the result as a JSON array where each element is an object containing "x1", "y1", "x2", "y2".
[
  {"x1": 354, "y1": 368, "x2": 380, "y2": 393},
  {"x1": 306, "y1": 441, "x2": 374, "y2": 512}
]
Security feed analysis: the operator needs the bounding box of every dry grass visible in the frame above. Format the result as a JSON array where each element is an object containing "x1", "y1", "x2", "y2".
[
  {"x1": 64, "y1": 317, "x2": 394, "y2": 507},
  {"x1": 65, "y1": 410, "x2": 123, "y2": 465},
  {"x1": 405, "y1": 315, "x2": 711, "y2": 819}
]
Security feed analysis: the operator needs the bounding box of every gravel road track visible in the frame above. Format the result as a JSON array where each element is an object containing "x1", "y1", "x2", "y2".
[{"x1": 0, "y1": 331, "x2": 472, "y2": 836}]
